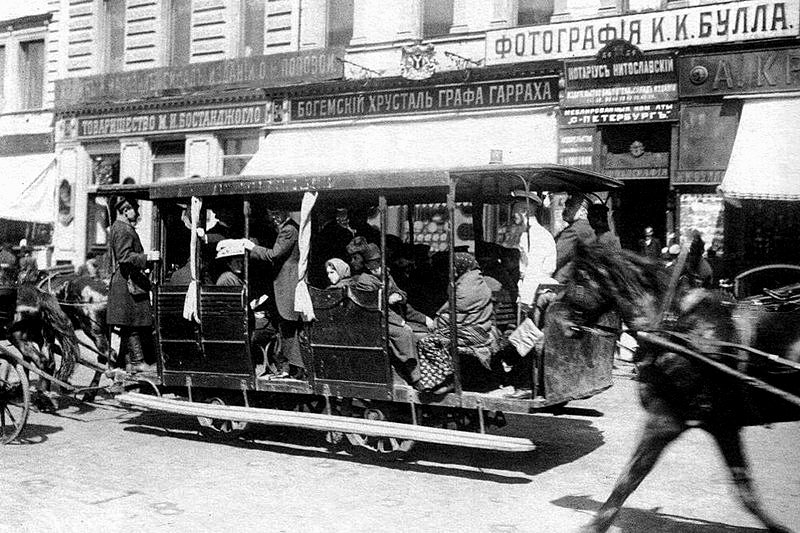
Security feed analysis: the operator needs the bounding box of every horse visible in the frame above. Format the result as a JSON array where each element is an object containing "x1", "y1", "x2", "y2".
[
  {"x1": 10, "y1": 282, "x2": 80, "y2": 392},
  {"x1": 555, "y1": 243, "x2": 797, "y2": 533},
  {"x1": 38, "y1": 256, "x2": 115, "y2": 367}
]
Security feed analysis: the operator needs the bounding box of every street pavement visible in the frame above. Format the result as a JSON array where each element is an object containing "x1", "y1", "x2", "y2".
[{"x1": 0, "y1": 364, "x2": 798, "y2": 533}]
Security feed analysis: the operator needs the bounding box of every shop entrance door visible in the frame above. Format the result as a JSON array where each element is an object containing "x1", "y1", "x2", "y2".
[{"x1": 613, "y1": 180, "x2": 670, "y2": 253}]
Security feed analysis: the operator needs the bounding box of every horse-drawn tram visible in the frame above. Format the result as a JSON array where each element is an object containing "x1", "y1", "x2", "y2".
[{"x1": 77, "y1": 163, "x2": 620, "y2": 455}]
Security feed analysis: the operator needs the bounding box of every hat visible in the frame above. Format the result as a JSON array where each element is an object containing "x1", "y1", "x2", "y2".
[
  {"x1": 510, "y1": 190, "x2": 543, "y2": 205},
  {"x1": 215, "y1": 239, "x2": 245, "y2": 259},
  {"x1": 362, "y1": 243, "x2": 381, "y2": 266},
  {"x1": 205, "y1": 209, "x2": 229, "y2": 232},
  {"x1": 111, "y1": 195, "x2": 138, "y2": 213},
  {"x1": 564, "y1": 192, "x2": 587, "y2": 208},
  {"x1": 668, "y1": 244, "x2": 681, "y2": 256}
]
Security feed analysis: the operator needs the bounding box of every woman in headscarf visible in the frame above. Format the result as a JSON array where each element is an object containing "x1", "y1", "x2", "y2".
[
  {"x1": 325, "y1": 258, "x2": 352, "y2": 288},
  {"x1": 416, "y1": 252, "x2": 501, "y2": 393}
]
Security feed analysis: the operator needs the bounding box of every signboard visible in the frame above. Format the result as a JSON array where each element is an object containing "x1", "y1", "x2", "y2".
[
  {"x1": 560, "y1": 102, "x2": 677, "y2": 127},
  {"x1": 55, "y1": 48, "x2": 344, "y2": 109},
  {"x1": 679, "y1": 46, "x2": 800, "y2": 97},
  {"x1": 564, "y1": 53, "x2": 677, "y2": 106},
  {"x1": 558, "y1": 128, "x2": 595, "y2": 168},
  {"x1": 486, "y1": 0, "x2": 799, "y2": 64},
  {"x1": 290, "y1": 75, "x2": 558, "y2": 121},
  {"x1": 76, "y1": 103, "x2": 268, "y2": 140}
]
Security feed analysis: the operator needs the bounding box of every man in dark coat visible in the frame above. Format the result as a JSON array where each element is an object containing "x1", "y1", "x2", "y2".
[
  {"x1": 244, "y1": 209, "x2": 304, "y2": 378},
  {"x1": 554, "y1": 193, "x2": 596, "y2": 281},
  {"x1": 0, "y1": 243, "x2": 17, "y2": 285},
  {"x1": 588, "y1": 203, "x2": 621, "y2": 252},
  {"x1": 107, "y1": 196, "x2": 157, "y2": 372},
  {"x1": 353, "y1": 243, "x2": 422, "y2": 385},
  {"x1": 638, "y1": 226, "x2": 662, "y2": 260}
]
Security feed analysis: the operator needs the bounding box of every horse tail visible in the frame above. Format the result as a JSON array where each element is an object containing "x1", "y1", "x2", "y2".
[{"x1": 37, "y1": 288, "x2": 79, "y2": 382}]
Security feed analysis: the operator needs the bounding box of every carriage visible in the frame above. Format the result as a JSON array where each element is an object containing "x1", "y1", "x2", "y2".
[{"x1": 70, "y1": 163, "x2": 622, "y2": 455}]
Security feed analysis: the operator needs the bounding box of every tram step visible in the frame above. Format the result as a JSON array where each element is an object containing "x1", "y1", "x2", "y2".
[{"x1": 117, "y1": 392, "x2": 536, "y2": 453}]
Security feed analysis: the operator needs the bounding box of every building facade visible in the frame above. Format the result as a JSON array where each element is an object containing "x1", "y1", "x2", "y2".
[
  {"x1": 0, "y1": 2, "x2": 59, "y2": 264},
  {"x1": 48, "y1": 0, "x2": 800, "y2": 275}
]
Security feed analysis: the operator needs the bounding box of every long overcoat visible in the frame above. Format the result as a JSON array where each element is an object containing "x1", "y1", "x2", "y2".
[
  {"x1": 554, "y1": 218, "x2": 596, "y2": 281},
  {"x1": 250, "y1": 219, "x2": 300, "y2": 321},
  {"x1": 107, "y1": 218, "x2": 152, "y2": 327}
]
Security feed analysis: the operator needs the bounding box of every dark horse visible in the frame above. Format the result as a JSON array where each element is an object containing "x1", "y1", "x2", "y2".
[
  {"x1": 557, "y1": 244, "x2": 797, "y2": 533},
  {"x1": 10, "y1": 282, "x2": 80, "y2": 387}
]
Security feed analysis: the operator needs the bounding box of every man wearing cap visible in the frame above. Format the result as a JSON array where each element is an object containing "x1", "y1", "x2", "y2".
[
  {"x1": 512, "y1": 193, "x2": 557, "y2": 307},
  {"x1": 354, "y1": 243, "x2": 422, "y2": 386},
  {"x1": 107, "y1": 196, "x2": 159, "y2": 373},
  {"x1": 243, "y1": 209, "x2": 303, "y2": 379},
  {"x1": 639, "y1": 226, "x2": 661, "y2": 260},
  {"x1": 554, "y1": 193, "x2": 596, "y2": 281}
]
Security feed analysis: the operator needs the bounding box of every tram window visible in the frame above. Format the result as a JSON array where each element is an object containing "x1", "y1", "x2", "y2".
[
  {"x1": 152, "y1": 140, "x2": 186, "y2": 181},
  {"x1": 222, "y1": 137, "x2": 259, "y2": 175}
]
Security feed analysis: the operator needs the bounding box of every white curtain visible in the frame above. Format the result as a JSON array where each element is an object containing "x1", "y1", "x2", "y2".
[
  {"x1": 294, "y1": 191, "x2": 318, "y2": 321},
  {"x1": 183, "y1": 196, "x2": 202, "y2": 322}
]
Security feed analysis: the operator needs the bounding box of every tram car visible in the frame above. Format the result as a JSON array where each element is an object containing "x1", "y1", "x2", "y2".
[{"x1": 102, "y1": 164, "x2": 623, "y2": 455}]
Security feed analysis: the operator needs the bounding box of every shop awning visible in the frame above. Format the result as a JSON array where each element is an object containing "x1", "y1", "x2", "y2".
[
  {"x1": 242, "y1": 112, "x2": 558, "y2": 176},
  {"x1": 719, "y1": 97, "x2": 800, "y2": 201},
  {"x1": 0, "y1": 154, "x2": 56, "y2": 223}
]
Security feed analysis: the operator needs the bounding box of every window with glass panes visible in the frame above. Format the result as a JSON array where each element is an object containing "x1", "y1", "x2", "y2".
[
  {"x1": 152, "y1": 140, "x2": 186, "y2": 181},
  {"x1": 422, "y1": 0, "x2": 453, "y2": 39},
  {"x1": 327, "y1": 0, "x2": 354, "y2": 47},
  {"x1": 517, "y1": 0, "x2": 554, "y2": 25},
  {"x1": 241, "y1": 0, "x2": 265, "y2": 56},
  {"x1": 222, "y1": 137, "x2": 259, "y2": 175},
  {"x1": 105, "y1": 0, "x2": 126, "y2": 72},
  {"x1": 170, "y1": 0, "x2": 192, "y2": 66},
  {"x1": 19, "y1": 40, "x2": 44, "y2": 109}
]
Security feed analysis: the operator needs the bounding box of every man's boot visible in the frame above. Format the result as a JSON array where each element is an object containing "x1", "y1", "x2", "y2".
[{"x1": 125, "y1": 330, "x2": 149, "y2": 374}]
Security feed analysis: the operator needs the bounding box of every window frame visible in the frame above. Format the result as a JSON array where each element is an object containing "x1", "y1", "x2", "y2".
[
  {"x1": 102, "y1": 0, "x2": 127, "y2": 73},
  {"x1": 164, "y1": 0, "x2": 192, "y2": 67},
  {"x1": 421, "y1": 0, "x2": 454, "y2": 40},
  {"x1": 221, "y1": 134, "x2": 260, "y2": 176},
  {"x1": 240, "y1": 0, "x2": 266, "y2": 57},
  {"x1": 151, "y1": 140, "x2": 187, "y2": 182},
  {"x1": 327, "y1": 0, "x2": 355, "y2": 47},
  {"x1": 18, "y1": 39, "x2": 45, "y2": 110}
]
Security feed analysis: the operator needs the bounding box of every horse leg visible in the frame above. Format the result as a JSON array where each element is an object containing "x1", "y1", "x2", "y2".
[
  {"x1": 581, "y1": 408, "x2": 685, "y2": 533},
  {"x1": 709, "y1": 425, "x2": 793, "y2": 533}
]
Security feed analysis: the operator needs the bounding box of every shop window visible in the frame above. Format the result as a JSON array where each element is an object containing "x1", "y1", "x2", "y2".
[
  {"x1": 19, "y1": 40, "x2": 44, "y2": 109},
  {"x1": 104, "y1": 0, "x2": 126, "y2": 72},
  {"x1": 91, "y1": 154, "x2": 121, "y2": 186},
  {"x1": 169, "y1": 0, "x2": 192, "y2": 66},
  {"x1": 517, "y1": 0, "x2": 554, "y2": 26},
  {"x1": 152, "y1": 140, "x2": 186, "y2": 181},
  {"x1": 327, "y1": 0, "x2": 354, "y2": 47},
  {"x1": 625, "y1": 0, "x2": 665, "y2": 13},
  {"x1": 241, "y1": 0, "x2": 265, "y2": 56},
  {"x1": 422, "y1": 0, "x2": 453, "y2": 39},
  {"x1": 222, "y1": 136, "x2": 259, "y2": 175}
]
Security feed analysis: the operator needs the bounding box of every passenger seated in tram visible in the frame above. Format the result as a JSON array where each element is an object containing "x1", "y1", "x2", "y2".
[
  {"x1": 353, "y1": 243, "x2": 423, "y2": 386},
  {"x1": 416, "y1": 252, "x2": 502, "y2": 394},
  {"x1": 214, "y1": 240, "x2": 245, "y2": 286},
  {"x1": 325, "y1": 258, "x2": 351, "y2": 289},
  {"x1": 346, "y1": 236, "x2": 370, "y2": 276}
]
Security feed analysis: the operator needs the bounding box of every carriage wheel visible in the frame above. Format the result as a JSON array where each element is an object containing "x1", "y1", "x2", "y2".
[
  {"x1": 0, "y1": 359, "x2": 31, "y2": 444},
  {"x1": 196, "y1": 395, "x2": 248, "y2": 441},
  {"x1": 345, "y1": 405, "x2": 416, "y2": 460}
]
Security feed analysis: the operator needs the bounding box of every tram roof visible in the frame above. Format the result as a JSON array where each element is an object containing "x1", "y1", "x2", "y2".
[{"x1": 95, "y1": 164, "x2": 622, "y2": 202}]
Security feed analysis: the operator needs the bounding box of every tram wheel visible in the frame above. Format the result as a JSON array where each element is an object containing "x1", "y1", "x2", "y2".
[
  {"x1": 0, "y1": 358, "x2": 31, "y2": 444},
  {"x1": 196, "y1": 395, "x2": 248, "y2": 441},
  {"x1": 345, "y1": 405, "x2": 416, "y2": 460}
]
